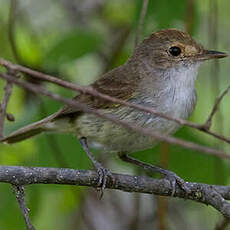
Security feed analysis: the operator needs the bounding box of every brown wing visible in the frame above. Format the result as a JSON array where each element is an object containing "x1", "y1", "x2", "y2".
[{"x1": 53, "y1": 65, "x2": 138, "y2": 119}]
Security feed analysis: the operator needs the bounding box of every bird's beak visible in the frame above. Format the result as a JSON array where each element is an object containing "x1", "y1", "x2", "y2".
[{"x1": 197, "y1": 50, "x2": 228, "y2": 61}]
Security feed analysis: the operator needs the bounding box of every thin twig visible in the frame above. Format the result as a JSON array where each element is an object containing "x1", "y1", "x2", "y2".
[
  {"x1": 0, "y1": 81, "x2": 13, "y2": 138},
  {"x1": 185, "y1": 0, "x2": 195, "y2": 34},
  {"x1": 12, "y1": 185, "x2": 35, "y2": 230},
  {"x1": 207, "y1": 0, "x2": 225, "y2": 187},
  {"x1": 1, "y1": 166, "x2": 230, "y2": 218},
  {"x1": 0, "y1": 58, "x2": 229, "y2": 144},
  {"x1": 204, "y1": 84, "x2": 230, "y2": 129},
  {"x1": 205, "y1": 0, "x2": 222, "y2": 133},
  {"x1": 9, "y1": 0, "x2": 21, "y2": 62},
  {"x1": 0, "y1": 72, "x2": 229, "y2": 159},
  {"x1": 103, "y1": 26, "x2": 131, "y2": 72},
  {"x1": 135, "y1": 0, "x2": 149, "y2": 47},
  {"x1": 0, "y1": 0, "x2": 19, "y2": 138}
]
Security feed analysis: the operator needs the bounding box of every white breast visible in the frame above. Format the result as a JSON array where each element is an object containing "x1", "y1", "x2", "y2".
[
  {"x1": 166, "y1": 63, "x2": 199, "y2": 118},
  {"x1": 135, "y1": 62, "x2": 200, "y2": 134}
]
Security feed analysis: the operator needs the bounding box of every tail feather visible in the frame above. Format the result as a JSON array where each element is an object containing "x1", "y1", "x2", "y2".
[{"x1": 0, "y1": 113, "x2": 58, "y2": 144}]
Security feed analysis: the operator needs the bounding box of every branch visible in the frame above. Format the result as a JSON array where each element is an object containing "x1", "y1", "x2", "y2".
[
  {"x1": 204, "y1": 84, "x2": 230, "y2": 129},
  {"x1": 0, "y1": 72, "x2": 229, "y2": 159},
  {"x1": 0, "y1": 0, "x2": 20, "y2": 134},
  {"x1": 205, "y1": 0, "x2": 223, "y2": 135},
  {"x1": 0, "y1": 58, "x2": 229, "y2": 144},
  {"x1": 1, "y1": 165, "x2": 230, "y2": 218},
  {"x1": 135, "y1": 0, "x2": 149, "y2": 47},
  {"x1": 0, "y1": 80, "x2": 13, "y2": 138},
  {"x1": 103, "y1": 26, "x2": 131, "y2": 72},
  {"x1": 12, "y1": 185, "x2": 35, "y2": 230},
  {"x1": 185, "y1": 0, "x2": 195, "y2": 34},
  {"x1": 8, "y1": 0, "x2": 21, "y2": 62}
]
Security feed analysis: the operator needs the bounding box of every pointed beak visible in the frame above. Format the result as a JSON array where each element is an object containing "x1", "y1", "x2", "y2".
[{"x1": 197, "y1": 50, "x2": 228, "y2": 61}]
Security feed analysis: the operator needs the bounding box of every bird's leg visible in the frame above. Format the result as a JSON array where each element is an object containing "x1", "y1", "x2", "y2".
[
  {"x1": 118, "y1": 152, "x2": 191, "y2": 196},
  {"x1": 79, "y1": 137, "x2": 113, "y2": 198}
]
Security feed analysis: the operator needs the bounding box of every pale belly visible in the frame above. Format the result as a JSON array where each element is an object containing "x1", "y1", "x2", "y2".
[
  {"x1": 74, "y1": 106, "x2": 184, "y2": 153},
  {"x1": 54, "y1": 88, "x2": 197, "y2": 153}
]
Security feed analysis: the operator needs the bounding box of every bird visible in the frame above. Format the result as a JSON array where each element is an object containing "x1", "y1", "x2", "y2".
[{"x1": 1, "y1": 29, "x2": 228, "y2": 195}]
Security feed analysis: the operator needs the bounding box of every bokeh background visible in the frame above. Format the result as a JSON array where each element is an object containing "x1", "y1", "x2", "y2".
[{"x1": 0, "y1": 0, "x2": 230, "y2": 229}]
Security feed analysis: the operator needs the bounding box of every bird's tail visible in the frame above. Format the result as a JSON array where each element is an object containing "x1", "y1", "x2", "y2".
[{"x1": 0, "y1": 113, "x2": 59, "y2": 144}]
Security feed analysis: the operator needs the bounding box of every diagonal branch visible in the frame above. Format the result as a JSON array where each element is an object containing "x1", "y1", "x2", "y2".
[
  {"x1": 0, "y1": 72, "x2": 228, "y2": 159},
  {"x1": 1, "y1": 166, "x2": 230, "y2": 218},
  {"x1": 135, "y1": 0, "x2": 149, "y2": 47},
  {"x1": 204, "y1": 84, "x2": 230, "y2": 129},
  {"x1": 12, "y1": 185, "x2": 35, "y2": 230},
  {"x1": 0, "y1": 58, "x2": 229, "y2": 144}
]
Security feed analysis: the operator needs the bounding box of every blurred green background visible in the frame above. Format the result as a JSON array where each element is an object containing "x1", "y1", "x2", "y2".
[{"x1": 0, "y1": 0, "x2": 230, "y2": 229}]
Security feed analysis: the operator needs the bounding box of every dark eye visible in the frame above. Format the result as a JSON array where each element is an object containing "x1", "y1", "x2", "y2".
[{"x1": 169, "y1": 46, "x2": 181, "y2": 56}]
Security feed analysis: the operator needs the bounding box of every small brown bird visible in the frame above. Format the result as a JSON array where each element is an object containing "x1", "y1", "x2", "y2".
[{"x1": 1, "y1": 29, "x2": 227, "y2": 195}]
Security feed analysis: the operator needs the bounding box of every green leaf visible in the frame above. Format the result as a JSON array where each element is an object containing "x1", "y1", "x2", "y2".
[
  {"x1": 103, "y1": 0, "x2": 136, "y2": 26},
  {"x1": 16, "y1": 27, "x2": 42, "y2": 66},
  {"x1": 42, "y1": 30, "x2": 103, "y2": 71}
]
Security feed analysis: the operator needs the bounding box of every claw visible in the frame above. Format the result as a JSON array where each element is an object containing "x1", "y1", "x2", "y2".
[
  {"x1": 94, "y1": 162, "x2": 114, "y2": 199},
  {"x1": 164, "y1": 171, "x2": 191, "y2": 196},
  {"x1": 118, "y1": 153, "x2": 191, "y2": 197},
  {"x1": 79, "y1": 137, "x2": 115, "y2": 198}
]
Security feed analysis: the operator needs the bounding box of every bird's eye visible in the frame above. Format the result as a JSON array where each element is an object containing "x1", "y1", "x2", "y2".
[{"x1": 169, "y1": 46, "x2": 181, "y2": 56}]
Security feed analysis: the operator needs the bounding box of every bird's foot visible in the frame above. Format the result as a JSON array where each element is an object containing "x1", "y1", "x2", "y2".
[
  {"x1": 118, "y1": 153, "x2": 190, "y2": 197},
  {"x1": 94, "y1": 161, "x2": 114, "y2": 199},
  {"x1": 162, "y1": 170, "x2": 191, "y2": 196},
  {"x1": 79, "y1": 137, "x2": 114, "y2": 198}
]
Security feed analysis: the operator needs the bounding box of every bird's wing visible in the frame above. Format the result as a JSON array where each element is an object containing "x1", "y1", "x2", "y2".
[{"x1": 53, "y1": 65, "x2": 138, "y2": 119}]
